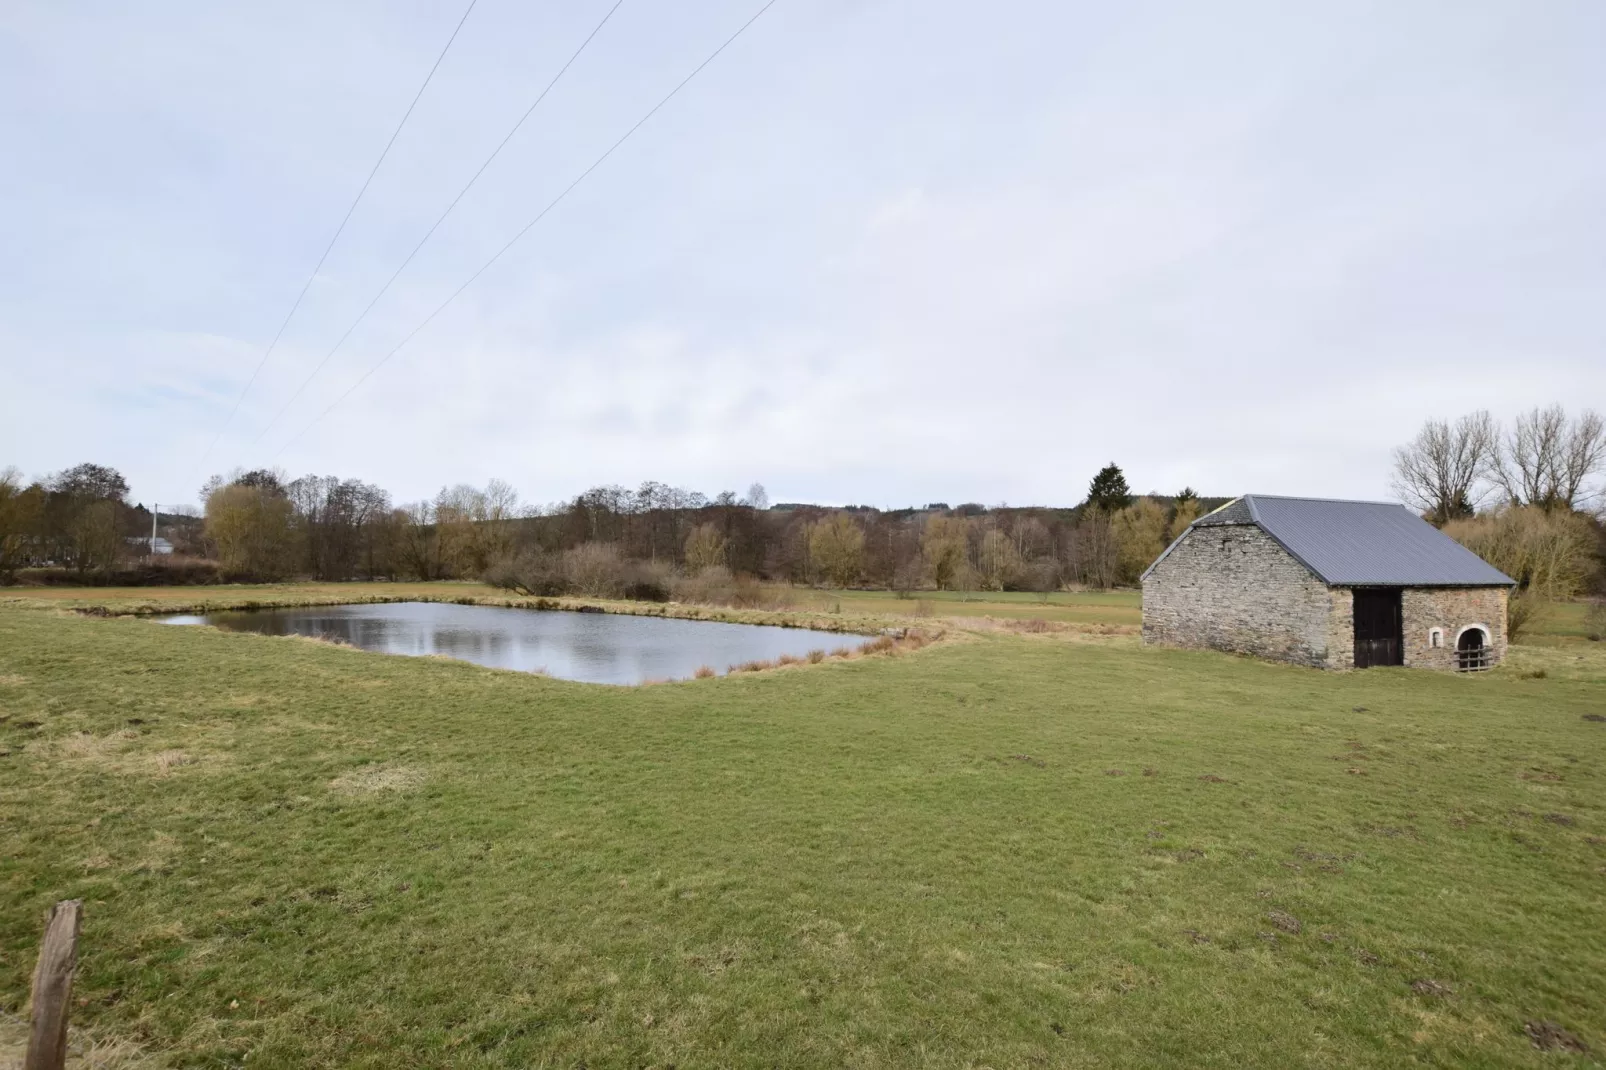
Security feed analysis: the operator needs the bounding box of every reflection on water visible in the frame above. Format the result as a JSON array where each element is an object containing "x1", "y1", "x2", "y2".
[{"x1": 159, "y1": 601, "x2": 858, "y2": 685}]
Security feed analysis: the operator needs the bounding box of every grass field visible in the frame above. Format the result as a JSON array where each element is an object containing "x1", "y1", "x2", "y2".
[{"x1": 2, "y1": 586, "x2": 1604, "y2": 1067}]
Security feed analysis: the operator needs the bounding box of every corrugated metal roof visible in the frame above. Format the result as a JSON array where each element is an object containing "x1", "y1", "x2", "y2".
[{"x1": 1143, "y1": 494, "x2": 1514, "y2": 587}]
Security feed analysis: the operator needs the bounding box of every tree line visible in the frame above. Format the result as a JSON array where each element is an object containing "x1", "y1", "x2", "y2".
[
  {"x1": 7, "y1": 405, "x2": 1601, "y2": 605},
  {"x1": 0, "y1": 463, "x2": 173, "y2": 583},
  {"x1": 0, "y1": 461, "x2": 1216, "y2": 593}
]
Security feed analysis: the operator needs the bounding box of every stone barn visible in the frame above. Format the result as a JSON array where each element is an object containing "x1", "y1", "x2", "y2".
[{"x1": 1141, "y1": 495, "x2": 1514, "y2": 670}]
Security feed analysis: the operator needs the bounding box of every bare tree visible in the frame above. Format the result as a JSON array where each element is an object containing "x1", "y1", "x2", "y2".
[
  {"x1": 1558, "y1": 409, "x2": 1606, "y2": 510},
  {"x1": 1390, "y1": 411, "x2": 1496, "y2": 524},
  {"x1": 1492, "y1": 406, "x2": 1606, "y2": 512}
]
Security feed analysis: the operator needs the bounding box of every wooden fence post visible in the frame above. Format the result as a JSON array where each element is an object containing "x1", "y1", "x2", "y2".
[{"x1": 24, "y1": 899, "x2": 82, "y2": 1070}]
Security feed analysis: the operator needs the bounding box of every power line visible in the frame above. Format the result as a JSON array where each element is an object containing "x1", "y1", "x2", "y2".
[
  {"x1": 272, "y1": 0, "x2": 782, "y2": 461},
  {"x1": 195, "y1": 0, "x2": 479, "y2": 476},
  {"x1": 247, "y1": 0, "x2": 628, "y2": 451}
]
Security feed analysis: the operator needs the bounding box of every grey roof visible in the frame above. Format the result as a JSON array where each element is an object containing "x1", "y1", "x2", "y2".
[
  {"x1": 1193, "y1": 498, "x2": 1253, "y2": 526},
  {"x1": 1144, "y1": 494, "x2": 1514, "y2": 587}
]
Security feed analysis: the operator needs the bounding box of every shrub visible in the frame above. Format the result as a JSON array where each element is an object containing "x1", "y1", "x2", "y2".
[
  {"x1": 672, "y1": 568, "x2": 794, "y2": 609},
  {"x1": 1005, "y1": 557, "x2": 1061, "y2": 596},
  {"x1": 1444, "y1": 507, "x2": 1598, "y2": 600},
  {"x1": 693, "y1": 665, "x2": 716, "y2": 679},
  {"x1": 483, "y1": 550, "x2": 567, "y2": 597},
  {"x1": 17, "y1": 557, "x2": 224, "y2": 586},
  {"x1": 860, "y1": 634, "x2": 896, "y2": 655},
  {"x1": 673, "y1": 565, "x2": 735, "y2": 605},
  {"x1": 622, "y1": 559, "x2": 672, "y2": 602},
  {"x1": 1506, "y1": 590, "x2": 1545, "y2": 644},
  {"x1": 563, "y1": 542, "x2": 628, "y2": 597}
]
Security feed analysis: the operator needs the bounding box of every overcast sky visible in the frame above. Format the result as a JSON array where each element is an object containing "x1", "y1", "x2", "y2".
[{"x1": 3, "y1": 0, "x2": 1602, "y2": 510}]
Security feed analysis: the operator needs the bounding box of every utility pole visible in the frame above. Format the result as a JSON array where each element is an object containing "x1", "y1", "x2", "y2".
[{"x1": 150, "y1": 504, "x2": 159, "y2": 556}]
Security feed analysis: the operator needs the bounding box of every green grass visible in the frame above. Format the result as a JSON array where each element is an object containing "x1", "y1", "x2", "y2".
[
  {"x1": 2, "y1": 590, "x2": 1604, "y2": 1067},
  {"x1": 821, "y1": 588, "x2": 1142, "y2": 627},
  {"x1": 1525, "y1": 599, "x2": 1602, "y2": 645}
]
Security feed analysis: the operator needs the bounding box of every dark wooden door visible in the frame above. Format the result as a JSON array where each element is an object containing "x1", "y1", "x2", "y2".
[{"x1": 1353, "y1": 588, "x2": 1403, "y2": 668}]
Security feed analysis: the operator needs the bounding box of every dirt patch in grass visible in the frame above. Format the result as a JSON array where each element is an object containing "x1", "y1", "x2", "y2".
[
  {"x1": 1584, "y1": 714, "x2": 1605, "y2": 723},
  {"x1": 1410, "y1": 979, "x2": 1454, "y2": 997},
  {"x1": 330, "y1": 763, "x2": 426, "y2": 795},
  {"x1": 1525, "y1": 1020, "x2": 1589, "y2": 1053},
  {"x1": 1266, "y1": 910, "x2": 1302, "y2": 934},
  {"x1": 1198, "y1": 774, "x2": 1227, "y2": 783},
  {"x1": 0, "y1": 673, "x2": 26, "y2": 687}
]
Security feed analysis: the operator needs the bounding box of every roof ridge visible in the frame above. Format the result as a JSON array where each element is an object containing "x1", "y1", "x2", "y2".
[{"x1": 1243, "y1": 493, "x2": 1404, "y2": 508}]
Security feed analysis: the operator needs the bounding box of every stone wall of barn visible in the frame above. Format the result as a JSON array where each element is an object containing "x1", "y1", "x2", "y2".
[
  {"x1": 1400, "y1": 586, "x2": 1508, "y2": 670},
  {"x1": 1142, "y1": 524, "x2": 1337, "y2": 667}
]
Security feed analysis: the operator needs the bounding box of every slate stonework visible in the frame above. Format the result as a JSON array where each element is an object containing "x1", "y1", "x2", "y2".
[
  {"x1": 1142, "y1": 524, "x2": 1336, "y2": 667},
  {"x1": 1401, "y1": 586, "x2": 1507, "y2": 669},
  {"x1": 1143, "y1": 524, "x2": 1509, "y2": 671}
]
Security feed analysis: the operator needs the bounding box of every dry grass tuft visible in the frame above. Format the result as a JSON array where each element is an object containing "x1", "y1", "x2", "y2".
[
  {"x1": 807, "y1": 649, "x2": 826, "y2": 664},
  {"x1": 1004, "y1": 618, "x2": 1069, "y2": 634},
  {"x1": 41, "y1": 731, "x2": 211, "y2": 779},
  {"x1": 330, "y1": 763, "x2": 426, "y2": 795},
  {"x1": 859, "y1": 634, "x2": 897, "y2": 656},
  {"x1": 0, "y1": 672, "x2": 26, "y2": 687},
  {"x1": 0, "y1": 1013, "x2": 155, "y2": 1069},
  {"x1": 693, "y1": 665, "x2": 716, "y2": 679},
  {"x1": 153, "y1": 749, "x2": 194, "y2": 776},
  {"x1": 51, "y1": 729, "x2": 139, "y2": 765}
]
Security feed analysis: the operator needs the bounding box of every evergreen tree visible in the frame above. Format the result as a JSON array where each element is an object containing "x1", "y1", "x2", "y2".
[{"x1": 1086, "y1": 463, "x2": 1132, "y2": 512}]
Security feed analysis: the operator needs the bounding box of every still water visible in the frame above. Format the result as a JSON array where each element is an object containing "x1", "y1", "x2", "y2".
[{"x1": 159, "y1": 601, "x2": 859, "y2": 685}]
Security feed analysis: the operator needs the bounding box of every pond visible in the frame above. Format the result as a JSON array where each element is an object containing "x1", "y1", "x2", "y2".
[{"x1": 158, "y1": 601, "x2": 863, "y2": 685}]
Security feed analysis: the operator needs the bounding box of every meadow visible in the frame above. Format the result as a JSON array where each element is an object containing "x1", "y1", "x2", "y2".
[{"x1": 1, "y1": 584, "x2": 1603, "y2": 1067}]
